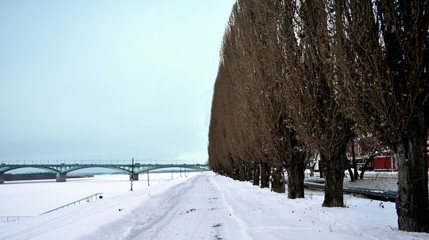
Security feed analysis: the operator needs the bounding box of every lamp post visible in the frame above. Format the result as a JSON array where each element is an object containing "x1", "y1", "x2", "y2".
[
  {"x1": 130, "y1": 158, "x2": 134, "y2": 191},
  {"x1": 147, "y1": 170, "x2": 150, "y2": 186}
]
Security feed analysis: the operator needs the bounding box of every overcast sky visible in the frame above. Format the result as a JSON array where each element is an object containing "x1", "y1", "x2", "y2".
[{"x1": 0, "y1": 0, "x2": 235, "y2": 163}]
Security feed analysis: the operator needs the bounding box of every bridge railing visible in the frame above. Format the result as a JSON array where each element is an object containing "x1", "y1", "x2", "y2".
[
  {"x1": 41, "y1": 192, "x2": 103, "y2": 215},
  {"x1": 0, "y1": 159, "x2": 206, "y2": 165}
]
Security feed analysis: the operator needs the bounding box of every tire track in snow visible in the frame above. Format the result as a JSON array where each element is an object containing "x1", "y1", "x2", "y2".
[
  {"x1": 131, "y1": 172, "x2": 250, "y2": 239},
  {"x1": 82, "y1": 175, "x2": 200, "y2": 240},
  {"x1": 85, "y1": 172, "x2": 251, "y2": 239},
  {"x1": 208, "y1": 175, "x2": 252, "y2": 240}
]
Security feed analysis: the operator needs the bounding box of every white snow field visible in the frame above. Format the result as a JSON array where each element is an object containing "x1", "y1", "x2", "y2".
[{"x1": 1, "y1": 171, "x2": 428, "y2": 240}]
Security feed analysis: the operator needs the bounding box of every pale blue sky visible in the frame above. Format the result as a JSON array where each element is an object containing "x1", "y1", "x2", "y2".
[{"x1": 0, "y1": 0, "x2": 235, "y2": 163}]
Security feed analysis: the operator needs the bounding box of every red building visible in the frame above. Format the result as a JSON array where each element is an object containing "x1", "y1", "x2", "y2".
[
  {"x1": 373, "y1": 155, "x2": 396, "y2": 170},
  {"x1": 347, "y1": 141, "x2": 429, "y2": 170}
]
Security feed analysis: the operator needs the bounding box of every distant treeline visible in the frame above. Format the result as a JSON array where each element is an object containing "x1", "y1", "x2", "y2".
[{"x1": 4, "y1": 173, "x2": 93, "y2": 181}]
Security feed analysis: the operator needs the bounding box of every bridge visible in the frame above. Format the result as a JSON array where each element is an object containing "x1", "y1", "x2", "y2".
[{"x1": 0, "y1": 162, "x2": 208, "y2": 183}]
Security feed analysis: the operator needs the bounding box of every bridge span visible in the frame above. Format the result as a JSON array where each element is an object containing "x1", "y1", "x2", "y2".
[{"x1": 0, "y1": 163, "x2": 208, "y2": 183}]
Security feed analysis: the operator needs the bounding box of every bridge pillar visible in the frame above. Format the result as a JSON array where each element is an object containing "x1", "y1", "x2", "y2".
[
  {"x1": 129, "y1": 173, "x2": 139, "y2": 181},
  {"x1": 56, "y1": 173, "x2": 66, "y2": 182},
  {"x1": 0, "y1": 172, "x2": 4, "y2": 184}
]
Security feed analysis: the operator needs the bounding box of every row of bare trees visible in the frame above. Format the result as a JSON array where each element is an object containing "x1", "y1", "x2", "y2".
[{"x1": 209, "y1": 0, "x2": 428, "y2": 232}]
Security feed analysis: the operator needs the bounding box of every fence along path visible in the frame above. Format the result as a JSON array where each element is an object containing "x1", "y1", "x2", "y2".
[
  {"x1": 41, "y1": 192, "x2": 103, "y2": 215},
  {"x1": 0, "y1": 216, "x2": 33, "y2": 223}
]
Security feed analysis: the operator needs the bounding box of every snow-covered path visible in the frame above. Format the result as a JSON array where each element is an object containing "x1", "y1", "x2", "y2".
[
  {"x1": 133, "y1": 174, "x2": 249, "y2": 239},
  {"x1": 1, "y1": 172, "x2": 429, "y2": 240},
  {"x1": 83, "y1": 174, "x2": 247, "y2": 240}
]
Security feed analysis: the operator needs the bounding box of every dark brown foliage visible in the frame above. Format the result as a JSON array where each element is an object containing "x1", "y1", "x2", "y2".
[
  {"x1": 209, "y1": 0, "x2": 428, "y2": 232},
  {"x1": 332, "y1": 0, "x2": 429, "y2": 231}
]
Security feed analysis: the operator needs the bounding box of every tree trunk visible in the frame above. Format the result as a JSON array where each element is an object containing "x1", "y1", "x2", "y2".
[
  {"x1": 319, "y1": 160, "x2": 325, "y2": 179},
  {"x1": 271, "y1": 165, "x2": 285, "y2": 193},
  {"x1": 238, "y1": 163, "x2": 244, "y2": 181},
  {"x1": 396, "y1": 111, "x2": 429, "y2": 232},
  {"x1": 240, "y1": 162, "x2": 247, "y2": 181},
  {"x1": 351, "y1": 139, "x2": 359, "y2": 180},
  {"x1": 359, "y1": 149, "x2": 377, "y2": 179},
  {"x1": 344, "y1": 154, "x2": 354, "y2": 181},
  {"x1": 286, "y1": 157, "x2": 305, "y2": 199},
  {"x1": 260, "y1": 162, "x2": 269, "y2": 188},
  {"x1": 232, "y1": 168, "x2": 239, "y2": 181},
  {"x1": 309, "y1": 161, "x2": 316, "y2": 177},
  {"x1": 253, "y1": 163, "x2": 260, "y2": 186},
  {"x1": 246, "y1": 163, "x2": 253, "y2": 182},
  {"x1": 322, "y1": 151, "x2": 345, "y2": 207}
]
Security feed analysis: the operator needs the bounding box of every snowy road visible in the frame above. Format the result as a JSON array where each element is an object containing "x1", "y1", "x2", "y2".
[
  {"x1": 84, "y1": 174, "x2": 247, "y2": 240},
  {"x1": 135, "y1": 174, "x2": 249, "y2": 239},
  {"x1": 1, "y1": 172, "x2": 429, "y2": 240}
]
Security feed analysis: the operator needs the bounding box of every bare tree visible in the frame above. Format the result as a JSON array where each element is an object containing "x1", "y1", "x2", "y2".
[
  {"x1": 332, "y1": 0, "x2": 429, "y2": 232},
  {"x1": 209, "y1": 3, "x2": 269, "y2": 185},
  {"x1": 281, "y1": 0, "x2": 353, "y2": 207},
  {"x1": 209, "y1": 0, "x2": 310, "y2": 196}
]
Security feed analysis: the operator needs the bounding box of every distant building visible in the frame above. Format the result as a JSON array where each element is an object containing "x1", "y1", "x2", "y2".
[{"x1": 347, "y1": 141, "x2": 429, "y2": 170}]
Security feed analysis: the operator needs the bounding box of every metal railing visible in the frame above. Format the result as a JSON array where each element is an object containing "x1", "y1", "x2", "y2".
[
  {"x1": 0, "y1": 216, "x2": 33, "y2": 223},
  {"x1": 41, "y1": 192, "x2": 103, "y2": 215}
]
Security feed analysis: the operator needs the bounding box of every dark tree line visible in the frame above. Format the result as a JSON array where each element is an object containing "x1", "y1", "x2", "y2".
[{"x1": 209, "y1": 0, "x2": 428, "y2": 232}]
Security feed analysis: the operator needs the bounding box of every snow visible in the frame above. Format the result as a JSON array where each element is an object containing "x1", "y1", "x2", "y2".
[{"x1": 1, "y1": 171, "x2": 428, "y2": 240}]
